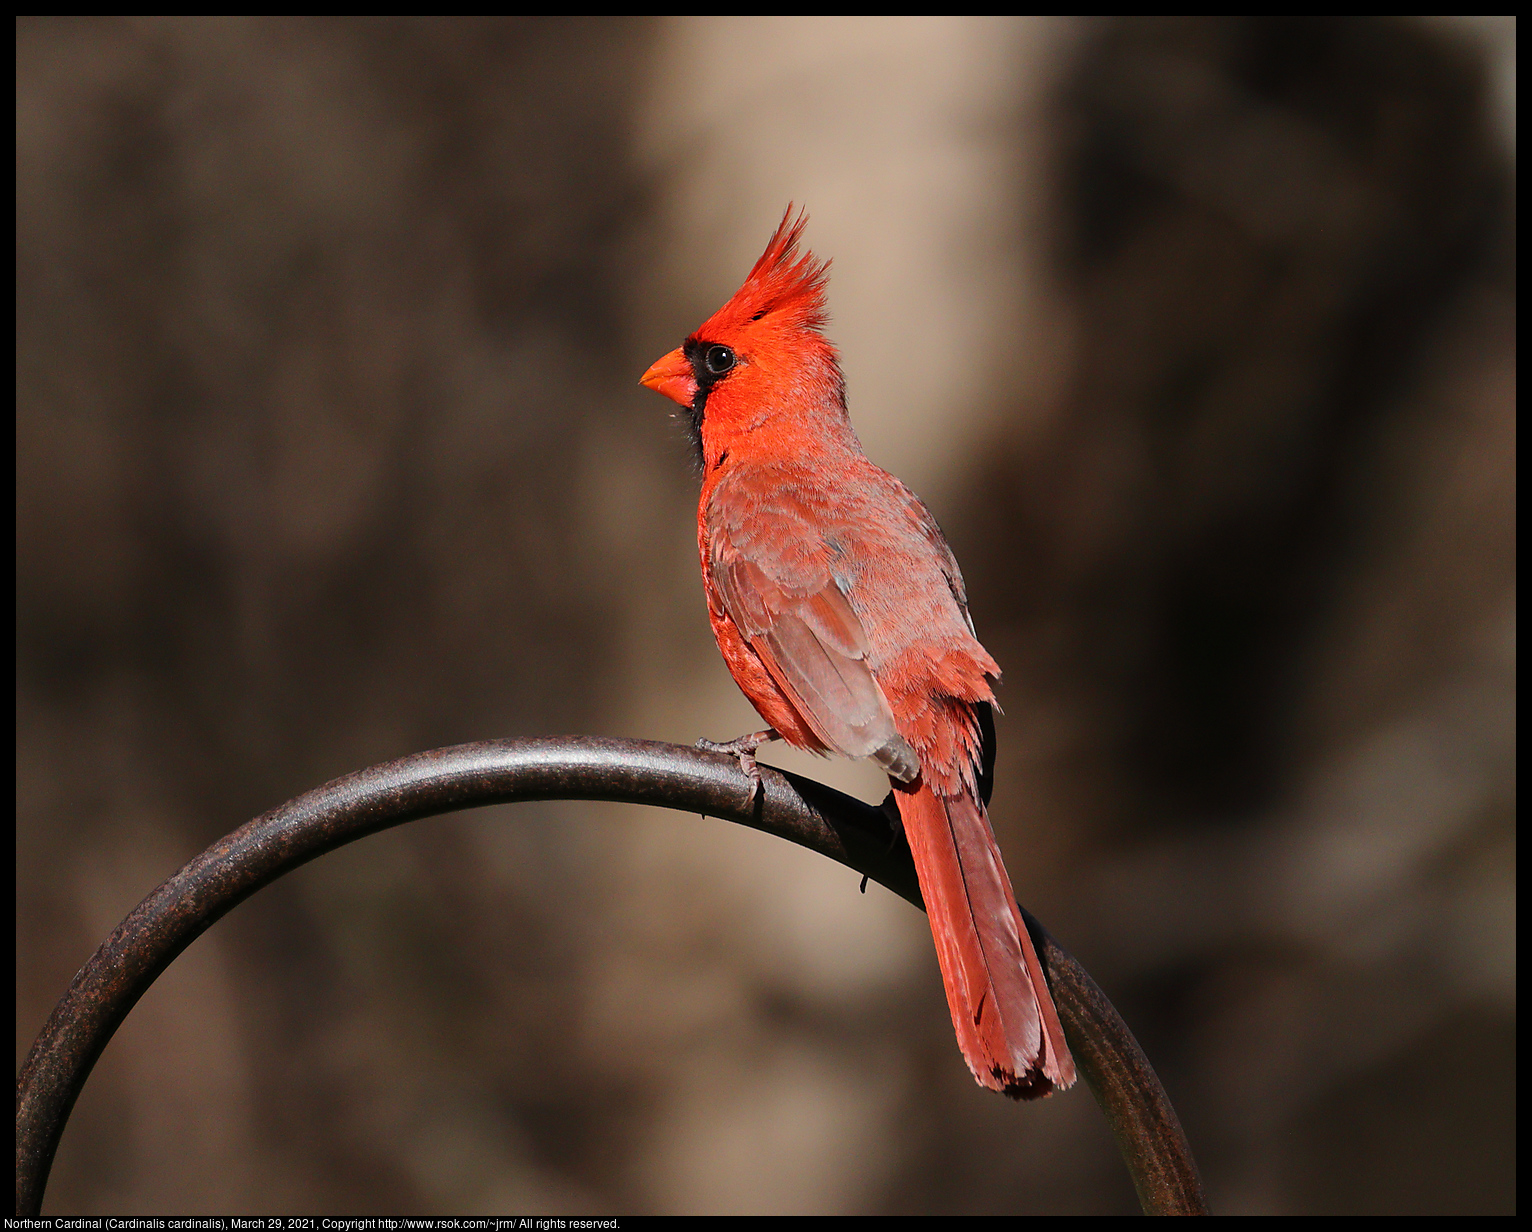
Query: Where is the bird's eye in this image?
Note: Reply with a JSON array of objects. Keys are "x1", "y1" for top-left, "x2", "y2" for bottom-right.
[{"x1": 704, "y1": 344, "x2": 735, "y2": 376}]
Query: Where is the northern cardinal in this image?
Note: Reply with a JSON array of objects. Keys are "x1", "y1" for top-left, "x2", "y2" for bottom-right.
[{"x1": 641, "y1": 207, "x2": 1074, "y2": 1098}]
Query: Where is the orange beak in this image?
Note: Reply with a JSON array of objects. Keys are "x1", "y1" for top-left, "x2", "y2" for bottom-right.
[{"x1": 639, "y1": 347, "x2": 697, "y2": 408}]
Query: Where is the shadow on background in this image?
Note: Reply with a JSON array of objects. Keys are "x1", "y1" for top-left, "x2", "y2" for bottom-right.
[{"x1": 17, "y1": 16, "x2": 1513, "y2": 1215}]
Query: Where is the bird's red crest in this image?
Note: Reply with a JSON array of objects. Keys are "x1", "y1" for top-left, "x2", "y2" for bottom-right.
[{"x1": 695, "y1": 205, "x2": 831, "y2": 339}]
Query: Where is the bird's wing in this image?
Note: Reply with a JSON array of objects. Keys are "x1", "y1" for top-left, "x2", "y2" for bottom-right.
[{"x1": 709, "y1": 486, "x2": 919, "y2": 782}]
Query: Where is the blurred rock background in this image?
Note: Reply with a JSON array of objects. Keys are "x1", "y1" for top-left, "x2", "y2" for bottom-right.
[{"x1": 17, "y1": 16, "x2": 1514, "y2": 1215}]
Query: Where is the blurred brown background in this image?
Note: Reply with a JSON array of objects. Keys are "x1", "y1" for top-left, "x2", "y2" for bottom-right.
[{"x1": 16, "y1": 16, "x2": 1514, "y2": 1215}]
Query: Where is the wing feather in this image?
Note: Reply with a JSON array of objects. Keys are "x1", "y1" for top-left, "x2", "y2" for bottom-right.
[{"x1": 713, "y1": 520, "x2": 917, "y2": 778}]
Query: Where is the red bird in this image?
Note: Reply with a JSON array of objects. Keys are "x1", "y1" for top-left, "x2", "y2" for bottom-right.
[{"x1": 641, "y1": 207, "x2": 1075, "y2": 1098}]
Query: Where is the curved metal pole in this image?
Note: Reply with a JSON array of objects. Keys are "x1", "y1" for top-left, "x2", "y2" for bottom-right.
[{"x1": 15, "y1": 736, "x2": 1206, "y2": 1216}]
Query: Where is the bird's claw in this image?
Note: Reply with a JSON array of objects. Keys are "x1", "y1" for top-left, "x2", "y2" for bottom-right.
[
  {"x1": 697, "y1": 728, "x2": 779, "y2": 807},
  {"x1": 879, "y1": 790, "x2": 907, "y2": 854}
]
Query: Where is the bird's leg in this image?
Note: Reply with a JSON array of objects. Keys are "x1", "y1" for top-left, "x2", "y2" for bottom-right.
[{"x1": 697, "y1": 728, "x2": 780, "y2": 805}]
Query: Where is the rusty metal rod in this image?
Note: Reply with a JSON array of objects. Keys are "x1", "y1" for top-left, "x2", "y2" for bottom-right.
[{"x1": 15, "y1": 736, "x2": 1206, "y2": 1215}]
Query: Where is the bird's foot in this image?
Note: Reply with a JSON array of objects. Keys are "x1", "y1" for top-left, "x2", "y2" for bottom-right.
[
  {"x1": 697, "y1": 728, "x2": 780, "y2": 806},
  {"x1": 879, "y1": 790, "x2": 907, "y2": 854}
]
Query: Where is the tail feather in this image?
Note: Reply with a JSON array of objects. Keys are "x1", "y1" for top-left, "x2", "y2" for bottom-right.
[{"x1": 898, "y1": 783, "x2": 1075, "y2": 1098}]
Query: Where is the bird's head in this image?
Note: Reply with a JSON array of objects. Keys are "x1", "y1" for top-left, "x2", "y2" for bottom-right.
[{"x1": 641, "y1": 206, "x2": 848, "y2": 469}]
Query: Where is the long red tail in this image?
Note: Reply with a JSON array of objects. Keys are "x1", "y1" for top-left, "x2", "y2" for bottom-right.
[{"x1": 897, "y1": 783, "x2": 1076, "y2": 1098}]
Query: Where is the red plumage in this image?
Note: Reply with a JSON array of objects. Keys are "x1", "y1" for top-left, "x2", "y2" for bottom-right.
[{"x1": 641, "y1": 206, "x2": 1075, "y2": 1097}]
